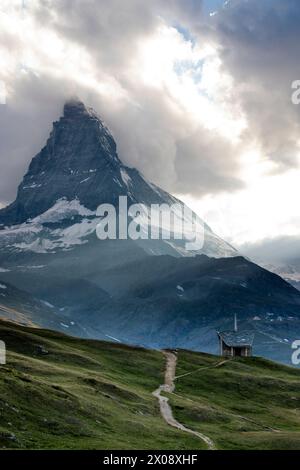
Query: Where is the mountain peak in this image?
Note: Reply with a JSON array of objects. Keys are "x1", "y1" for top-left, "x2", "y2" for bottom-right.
[
  {"x1": 0, "y1": 99, "x2": 124, "y2": 224},
  {"x1": 63, "y1": 97, "x2": 88, "y2": 118},
  {"x1": 0, "y1": 101, "x2": 237, "y2": 259}
]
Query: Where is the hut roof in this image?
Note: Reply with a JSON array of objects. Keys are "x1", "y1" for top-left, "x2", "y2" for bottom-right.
[{"x1": 217, "y1": 330, "x2": 254, "y2": 348}]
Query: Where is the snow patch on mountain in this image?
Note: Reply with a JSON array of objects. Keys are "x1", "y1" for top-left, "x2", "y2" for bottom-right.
[
  {"x1": 23, "y1": 183, "x2": 42, "y2": 190},
  {"x1": 80, "y1": 177, "x2": 91, "y2": 184},
  {"x1": 52, "y1": 218, "x2": 100, "y2": 249},
  {"x1": 0, "y1": 199, "x2": 100, "y2": 254},
  {"x1": 24, "y1": 265, "x2": 45, "y2": 270},
  {"x1": 42, "y1": 300, "x2": 55, "y2": 308},
  {"x1": 31, "y1": 198, "x2": 95, "y2": 224},
  {"x1": 13, "y1": 238, "x2": 57, "y2": 254},
  {"x1": 0, "y1": 267, "x2": 9, "y2": 273},
  {"x1": 10, "y1": 219, "x2": 101, "y2": 253},
  {"x1": 120, "y1": 168, "x2": 132, "y2": 188}
]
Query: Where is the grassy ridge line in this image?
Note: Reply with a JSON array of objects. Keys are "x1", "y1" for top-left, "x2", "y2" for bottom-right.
[{"x1": 0, "y1": 320, "x2": 204, "y2": 450}]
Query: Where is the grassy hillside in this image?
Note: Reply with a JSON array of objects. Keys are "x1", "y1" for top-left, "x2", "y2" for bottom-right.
[
  {"x1": 169, "y1": 351, "x2": 300, "y2": 450},
  {"x1": 0, "y1": 320, "x2": 299, "y2": 450},
  {"x1": 0, "y1": 320, "x2": 203, "y2": 450}
]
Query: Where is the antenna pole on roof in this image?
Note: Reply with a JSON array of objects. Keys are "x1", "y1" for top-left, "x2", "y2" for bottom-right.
[{"x1": 234, "y1": 314, "x2": 238, "y2": 332}]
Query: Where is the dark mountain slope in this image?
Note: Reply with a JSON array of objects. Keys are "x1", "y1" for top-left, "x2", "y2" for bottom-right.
[
  {"x1": 29, "y1": 254, "x2": 300, "y2": 364},
  {"x1": 0, "y1": 278, "x2": 77, "y2": 334}
]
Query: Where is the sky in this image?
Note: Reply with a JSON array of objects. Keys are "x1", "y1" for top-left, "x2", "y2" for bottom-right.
[{"x1": 0, "y1": 0, "x2": 300, "y2": 260}]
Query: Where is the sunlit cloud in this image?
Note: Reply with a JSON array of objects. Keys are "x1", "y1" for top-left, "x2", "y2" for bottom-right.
[{"x1": 180, "y1": 164, "x2": 300, "y2": 245}]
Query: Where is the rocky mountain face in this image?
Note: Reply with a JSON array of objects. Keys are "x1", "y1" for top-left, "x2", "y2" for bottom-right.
[
  {"x1": 0, "y1": 98, "x2": 237, "y2": 258},
  {"x1": 0, "y1": 99, "x2": 299, "y2": 365},
  {"x1": 0, "y1": 99, "x2": 174, "y2": 225}
]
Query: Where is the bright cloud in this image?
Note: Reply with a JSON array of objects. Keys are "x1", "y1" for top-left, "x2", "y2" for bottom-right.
[{"x1": 180, "y1": 159, "x2": 300, "y2": 246}]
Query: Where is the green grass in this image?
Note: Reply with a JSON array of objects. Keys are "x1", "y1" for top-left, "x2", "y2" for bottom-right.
[
  {"x1": 0, "y1": 321, "x2": 203, "y2": 450},
  {"x1": 168, "y1": 351, "x2": 300, "y2": 450},
  {"x1": 0, "y1": 320, "x2": 300, "y2": 450}
]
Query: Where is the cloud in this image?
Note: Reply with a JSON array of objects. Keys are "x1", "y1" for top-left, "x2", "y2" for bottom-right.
[
  {"x1": 174, "y1": 128, "x2": 242, "y2": 195},
  {"x1": 0, "y1": 0, "x2": 246, "y2": 204},
  {"x1": 0, "y1": 73, "x2": 76, "y2": 204},
  {"x1": 0, "y1": 0, "x2": 300, "y2": 214},
  {"x1": 31, "y1": 0, "x2": 205, "y2": 74},
  {"x1": 240, "y1": 235, "x2": 300, "y2": 265},
  {"x1": 207, "y1": 0, "x2": 300, "y2": 171}
]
